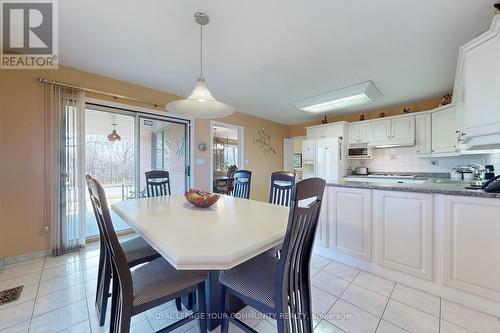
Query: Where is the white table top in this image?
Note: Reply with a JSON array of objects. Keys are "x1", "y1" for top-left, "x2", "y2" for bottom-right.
[{"x1": 111, "y1": 195, "x2": 289, "y2": 270}]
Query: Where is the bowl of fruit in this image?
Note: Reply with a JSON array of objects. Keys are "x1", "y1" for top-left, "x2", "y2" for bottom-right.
[{"x1": 184, "y1": 189, "x2": 220, "y2": 208}]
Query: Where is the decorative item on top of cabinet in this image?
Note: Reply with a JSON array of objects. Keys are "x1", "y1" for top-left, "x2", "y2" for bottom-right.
[
  {"x1": 321, "y1": 115, "x2": 328, "y2": 124},
  {"x1": 359, "y1": 114, "x2": 365, "y2": 121},
  {"x1": 379, "y1": 112, "x2": 386, "y2": 118},
  {"x1": 440, "y1": 94, "x2": 452, "y2": 106},
  {"x1": 403, "y1": 107, "x2": 411, "y2": 113},
  {"x1": 253, "y1": 128, "x2": 276, "y2": 154},
  {"x1": 374, "y1": 191, "x2": 433, "y2": 280},
  {"x1": 441, "y1": 195, "x2": 500, "y2": 301}
]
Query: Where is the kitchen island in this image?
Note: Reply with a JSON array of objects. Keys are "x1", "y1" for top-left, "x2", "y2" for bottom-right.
[{"x1": 313, "y1": 179, "x2": 500, "y2": 317}]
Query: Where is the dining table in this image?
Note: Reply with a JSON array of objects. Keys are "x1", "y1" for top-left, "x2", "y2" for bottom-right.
[{"x1": 111, "y1": 194, "x2": 289, "y2": 330}]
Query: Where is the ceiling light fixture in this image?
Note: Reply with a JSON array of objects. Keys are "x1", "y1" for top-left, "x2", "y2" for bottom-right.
[
  {"x1": 107, "y1": 123, "x2": 121, "y2": 142},
  {"x1": 166, "y1": 12, "x2": 235, "y2": 119},
  {"x1": 293, "y1": 81, "x2": 382, "y2": 113}
]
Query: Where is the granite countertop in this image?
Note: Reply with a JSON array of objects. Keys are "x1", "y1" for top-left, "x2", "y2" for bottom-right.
[{"x1": 328, "y1": 177, "x2": 500, "y2": 199}]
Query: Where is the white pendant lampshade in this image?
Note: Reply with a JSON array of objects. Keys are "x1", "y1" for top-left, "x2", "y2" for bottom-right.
[
  {"x1": 166, "y1": 79, "x2": 235, "y2": 119},
  {"x1": 166, "y1": 12, "x2": 235, "y2": 119}
]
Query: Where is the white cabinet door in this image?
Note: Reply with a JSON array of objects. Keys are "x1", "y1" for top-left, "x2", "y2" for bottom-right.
[
  {"x1": 391, "y1": 116, "x2": 415, "y2": 140},
  {"x1": 315, "y1": 186, "x2": 332, "y2": 248},
  {"x1": 331, "y1": 187, "x2": 371, "y2": 260},
  {"x1": 442, "y1": 195, "x2": 500, "y2": 301},
  {"x1": 370, "y1": 119, "x2": 391, "y2": 141},
  {"x1": 348, "y1": 123, "x2": 360, "y2": 144},
  {"x1": 359, "y1": 122, "x2": 371, "y2": 143},
  {"x1": 415, "y1": 114, "x2": 432, "y2": 154},
  {"x1": 431, "y1": 106, "x2": 458, "y2": 153},
  {"x1": 374, "y1": 191, "x2": 433, "y2": 280},
  {"x1": 302, "y1": 140, "x2": 315, "y2": 161},
  {"x1": 306, "y1": 127, "x2": 324, "y2": 139},
  {"x1": 323, "y1": 124, "x2": 344, "y2": 138}
]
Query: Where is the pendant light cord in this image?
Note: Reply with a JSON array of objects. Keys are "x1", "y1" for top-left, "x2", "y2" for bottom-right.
[{"x1": 200, "y1": 24, "x2": 203, "y2": 79}]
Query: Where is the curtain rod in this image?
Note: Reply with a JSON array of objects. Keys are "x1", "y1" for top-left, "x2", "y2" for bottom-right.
[{"x1": 38, "y1": 77, "x2": 164, "y2": 108}]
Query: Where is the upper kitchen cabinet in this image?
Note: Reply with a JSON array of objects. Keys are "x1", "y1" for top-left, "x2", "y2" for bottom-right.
[
  {"x1": 306, "y1": 122, "x2": 347, "y2": 139},
  {"x1": 415, "y1": 113, "x2": 432, "y2": 154},
  {"x1": 453, "y1": 15, "x2": 500, "y2": 149},
  {"x1": 348, "y1": 122, "x2": 371, "y2": 144},
  {"x1": 369, "y1": 115, "x2": 415, "y2": 147},
  {"x1": 431, "y1": 105, "x2": 458, "y2": 154}
]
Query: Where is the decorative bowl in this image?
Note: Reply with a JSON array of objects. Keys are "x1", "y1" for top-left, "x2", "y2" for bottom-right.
[{"x1": 184, "y1": 189, "x2": 220, "y2": 208}]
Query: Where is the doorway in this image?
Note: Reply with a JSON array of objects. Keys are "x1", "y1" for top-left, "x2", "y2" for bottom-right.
[
  {"x1": 84, "y1": 104, "x2": 191, "y2": 238},
  {"x1": 210, "y1": 121, "x2": 244, "y2": 192}
]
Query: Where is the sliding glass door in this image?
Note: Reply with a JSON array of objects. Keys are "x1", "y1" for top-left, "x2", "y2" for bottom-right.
[{"x1": 84, "y1": 104, "x2": 191, "y2": 238}]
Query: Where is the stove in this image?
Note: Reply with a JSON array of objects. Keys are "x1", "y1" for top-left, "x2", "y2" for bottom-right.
[{"x1": 366, "y1": 174, "x2": 416, "y2": 179}]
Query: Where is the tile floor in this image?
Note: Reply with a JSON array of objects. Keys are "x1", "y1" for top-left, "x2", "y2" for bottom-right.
[{"x1": 1, "y1": 241, "x2": 499, "y2": 333}]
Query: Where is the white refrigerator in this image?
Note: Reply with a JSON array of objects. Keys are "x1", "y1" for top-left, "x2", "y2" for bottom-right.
[{"x1": 314, "y1": 137, "x2": 344, "y2": 183}]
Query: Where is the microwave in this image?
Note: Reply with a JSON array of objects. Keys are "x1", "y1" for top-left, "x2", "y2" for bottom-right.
[{"x1": 347, "y1": 144, "x2": 372, "y2": 159}]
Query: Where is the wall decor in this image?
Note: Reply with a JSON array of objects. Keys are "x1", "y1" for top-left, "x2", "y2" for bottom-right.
[
  {"x1": 253, "y1": 128, "x2": 276, "y2": 154},
  {"x1": 198, "y1": 141, "x2": 207, "y2": 151},
  {"x1": 441, "y1": 94, "x2": 452, "y2": 105}
]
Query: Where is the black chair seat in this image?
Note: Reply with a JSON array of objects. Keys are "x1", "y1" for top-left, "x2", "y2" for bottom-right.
[
  {"x1": 219, "y1": 251, "x2": 278, "y2": 309},
  {"x1": 132, "y1": 257, "x2": 206, "y2": 307},
  {"x1": 122, "y1": 236, "x2": 160, "y2": 266}
]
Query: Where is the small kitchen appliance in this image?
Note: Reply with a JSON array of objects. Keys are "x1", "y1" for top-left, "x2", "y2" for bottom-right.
[{"x1": 354, "y1": 167, "x2": 369, "y2": 175}]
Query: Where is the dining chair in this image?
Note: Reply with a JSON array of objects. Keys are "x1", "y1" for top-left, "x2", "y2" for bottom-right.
[
  {"x1": 145, "y1": 170, "x2": 171, "y2": 197},
  {"x1": 219, "y1": 177, "x2": 326, "y2": 333},
  {"x1": 232, "y1": 170, "x2": 252, "y2": 199},
  {"x1": 269, "y1": 171, "x2": 296, "y2": 206},
  {"x1": 86, "y1": 175, "x2": 208, "y2": 333},
  {"x1": 214, "y1": 165, "x2": 238, "y2": 194},
  {"x1": 86, "y1": 176, "x2": 161, "y2": 327},
  {"x1": 145, "y1": 170, "x2": 188, "y2": 311}
]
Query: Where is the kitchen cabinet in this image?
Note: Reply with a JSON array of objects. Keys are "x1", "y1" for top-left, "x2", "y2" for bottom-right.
[
  {"x1": 373, "y1": 191, "x2": 433, "y2": 280},
  {"x1": 315, "y1": 187, "x2": 332, "y2": 248},
  {"x1": 306, "y1": 122, "x2": 346, "y2": 139},
  {"x1": 348, "y1": 122, "x2": 371, "y2": 144},
  {"x1": 453, "y1": 15, "x2": 500, "y2": 148},
  {"x1": 330, "y1": 187, "x2": 371, "y2": 260},
  {"x1": 306, "y1": 126, "x2": 324, "y2": 139},
  {"x1": 431, "y1": 105, "x2": 458, "y2": 153},
  {"x1": 391, "y1": 116, "x2": 415, "y2": 140},
  {"x1": 415, "y1": 113, "x2": 432, "y2": 154},
  {"x1": 302, "y1": 140, "x2": 315, "y2": 161},
  {"x1": 441, "y1": 195, "x2": 500, "y2": 301},
  {"x1": 370, "y1": 119, "x2": 391, "y2": 141}
]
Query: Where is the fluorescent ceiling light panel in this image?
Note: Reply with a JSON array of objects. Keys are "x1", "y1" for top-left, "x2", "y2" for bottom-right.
[{"x1": 294, "y1": 81, "x2": 382, "y2": 113}]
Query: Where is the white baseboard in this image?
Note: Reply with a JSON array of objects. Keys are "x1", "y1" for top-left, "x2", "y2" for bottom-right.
[{"x1": 3, "y1": 250, "x2": 51, "y2": 266}]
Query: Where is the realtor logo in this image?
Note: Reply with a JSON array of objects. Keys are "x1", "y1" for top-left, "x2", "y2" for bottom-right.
[{"x1": 1, "y1": 0, "x2": 58, "y2": 69}]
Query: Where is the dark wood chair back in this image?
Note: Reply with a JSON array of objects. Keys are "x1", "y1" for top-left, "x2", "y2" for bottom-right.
[
  {"x1": 145, "y1": 170, "x2": 171, "y2": 197},
  {"x1": 275, "y1": 177, "x2": 326, "y2": 332},
  {"x1": 86, "y1": 175, "x2": 133, "y2": 313},
  {"x1": 226, "y1": 165, "x2": 238, "y2": 194},
  {"x1": 232, "y1": 170, "x2": 252, "y2": 199},
  {"x1": 269, "y1": 171, "x2": 295, "y2": 206}
]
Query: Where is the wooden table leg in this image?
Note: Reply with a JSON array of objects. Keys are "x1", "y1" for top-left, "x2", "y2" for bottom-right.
[{"x1": 205, "y1": 271, "x2": 245, "y2": 331}]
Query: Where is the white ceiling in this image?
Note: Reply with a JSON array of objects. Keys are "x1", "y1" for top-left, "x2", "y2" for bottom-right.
[{"x1": 59, "y1": 0, "x2": 496, "y2": 125}]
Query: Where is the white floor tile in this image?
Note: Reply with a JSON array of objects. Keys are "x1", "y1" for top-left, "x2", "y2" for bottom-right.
[
  {"x1": 310, "y1": 267, "x2": 320, "y2": 277},
  {"x1": 40, "y1": 261, "x2": 81, "y2": 282},
  {"x1": 82, "y1": 266, "x2": 98, "y2": 282},
  {"x1": 0, "y1": 272, "x2": 41, "y2": 291},
  {"x1": 87, "y1": 297, "x2": 111, "y2": 333},
  {"x1": 311, "y1": 255, "x2": 331, "y2": 270},
  {"x1": 254, "y1": 320, "x2": 276, "y2": 333},
  {"x1": 376, "y1": 320, "x2": 409, "y2": 333},
  {"x1": 84, "y1": 278, "x2": 98, "y2": 298},
  {"x1": 440, "y1": 320, "x2": 475, "y2": 333},
  {"x1": 311, "y1": 286, "x2": 338, "y2": 321},
  {"x1": 390, "y1": 283, "x2": 440, "y2": 317},
  {"x1": 311, "y1": 272, "x2": 349, "y2": 297},
  {"x1": 0, "y1": 285, "x2": 38, "y2": 311},
  {"x1": 352, "y1": 272, "x2": 395, "y2": 297},
  {"x1": 327, "y1": 299, "x2": 379, "y2": 333},
  {"x1": 236, "y1": 306, "x2": 264, "y2": 328},
  {"x1": 33, "y1": 283, "x2": 86, "y2": 317},
  {"x1": 0, "y1": 320, "x2": 30, "y2": 333},
  {"x1": 80, "y1": 256, "x2": 100, "y2": 271},
  {"x1": 29, "y1": 299, "x2": 88, "y2": 333},
  {"x1": 382, "y1": 300, "x2": 439, "y2": 333},
  {"x1": 314, "y1": 320, "x2": 345, "y2": 333},
  {"x1": 58, "y1": 320, "x2": 91, "y2": 333},
  {"x1": 130, "y1": 320, "x2": 154, "y2": 333},
  {"x1": 323, "y1": 262, "x2": 360, "y2": 282},
  {"x1": 440, "y1": 299, "x2": 500, "y2": 333},
  {"x1": 147, "y1": 303, "x2": 192, "y2": 332},
  {"x1": 43, "y1": 253, "x2": 81, "y2": 269},
  {"x1": 341, "y1": 284, "x2": 388, "y2": 317},
  {"x1": 0, "y1": 261, "x2": 44, "y2": 282},
  {"x1": 37, "y1": 271, "x2": 83, "y2": 297},
  {"x1": 0, "y1": 300, "x2": 34, "y2": 331}
]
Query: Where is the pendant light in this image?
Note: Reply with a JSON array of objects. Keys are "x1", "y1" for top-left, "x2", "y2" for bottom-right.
[
  {"x1": 107, "y1": 123, "x2": 121, "y2": 142},
  {"x1": 166, "y1": 12, "x2": 235, "y2": 119}
]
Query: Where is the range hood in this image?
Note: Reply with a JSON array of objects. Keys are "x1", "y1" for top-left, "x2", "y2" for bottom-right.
[
  {"x1": 461, "y1": 133, "x2": 500, "y2": 150},
  {"x1": 368, "y1": 138, "x2": 415, "y2": 149}
]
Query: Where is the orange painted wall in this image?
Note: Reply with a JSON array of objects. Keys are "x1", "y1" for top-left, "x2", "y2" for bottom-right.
[
  {"x1": 288, "y1": 97, "x2": 444, "y2": 137},
  {"x1": 0, "y1": 66, "x2": 288, "y2": 258}
]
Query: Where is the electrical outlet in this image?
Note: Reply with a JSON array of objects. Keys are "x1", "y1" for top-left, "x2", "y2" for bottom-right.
[{"x1": 431, "y1": 160, "x2": 438, "y2": 166}]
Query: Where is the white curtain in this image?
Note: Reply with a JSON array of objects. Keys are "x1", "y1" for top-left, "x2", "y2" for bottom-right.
[{"x1": 44, "y1": 84, "x2": 86, "y2": 255}]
